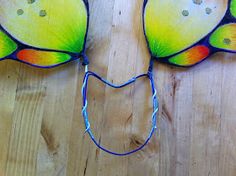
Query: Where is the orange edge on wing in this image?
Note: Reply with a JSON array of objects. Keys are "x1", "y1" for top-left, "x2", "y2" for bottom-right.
[{"x1": 168, "y1": 45, "x2": 210, "y2": 66}]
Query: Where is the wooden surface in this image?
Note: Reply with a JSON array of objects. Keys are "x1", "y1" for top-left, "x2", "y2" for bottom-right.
[{"x1": 1, "y1": 0, "x2": 236, "y2": 176}]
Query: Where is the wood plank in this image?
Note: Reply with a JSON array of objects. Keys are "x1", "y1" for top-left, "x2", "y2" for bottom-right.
[{"x1": 0, "y1": 61, "x2": 19, "y2": 176}]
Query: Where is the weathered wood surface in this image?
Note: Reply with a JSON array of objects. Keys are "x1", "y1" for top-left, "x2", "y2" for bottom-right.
[{"x1": 0, "y1": 0, "x2": 236, "y2": 176}]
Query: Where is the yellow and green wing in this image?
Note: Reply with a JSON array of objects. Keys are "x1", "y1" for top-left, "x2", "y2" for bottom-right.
[
  {"x1": 210, "y1": 23, "x2": 236, "y2": 52},
  {"x1": 0, "y1": 0, "x2": 88, "y2": 54},
  {"x1": 0, "y1": 29, "x2": 17, "y2": 59},
  {"x1": 0, "y1": 0, "x2": 88, "y2": 67},
  {"x1": 231, "y1": 0, "x2": 236, "y2": 17},
  {"x1": 144, "y1": 0, "x2": 227, "y2": 58},
  {"x1": 143, "y1": 0, "x2": 236, "y2": 67}
]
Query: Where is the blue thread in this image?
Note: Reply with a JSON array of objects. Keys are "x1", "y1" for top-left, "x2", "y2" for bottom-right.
[{"x1": 81, "y1": 59, "x2": 159, "y2": 156}]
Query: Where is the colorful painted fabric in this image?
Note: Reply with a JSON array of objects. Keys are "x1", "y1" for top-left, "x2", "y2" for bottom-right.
[
  {"x1": 143, "y1": 0, "x2": 236, "y2": 66},
  {"x1": 1, "y1": 1, "x2": 235, "y2": 67},
  {"x1": 0, "y1": 0, "x2": 88, "y2": 67}
]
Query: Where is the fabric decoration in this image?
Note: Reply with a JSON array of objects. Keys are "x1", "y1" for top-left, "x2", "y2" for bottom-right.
[
  {"x1": 0, "y1": 0, "x2": 88, "y2": 67},
  {"x1": 143, "y1": 0, "x2": 236, "y2": 66}
]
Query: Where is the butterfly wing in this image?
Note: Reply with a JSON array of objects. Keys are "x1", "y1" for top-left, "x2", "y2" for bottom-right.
[
  {"x1": 157, "y1": 22, "x2": 236, "y2": 67},
  {"x1": 0, "y1": 0, "x2": 88, "y2": 54},
  {"x1": 0, "y1": 29, "x2": 17, "y2": 59},
  {"x1": 143, "y1": 0, "x2": 228, "y2": 58},
  {"x1": 154, "y1": 21, "x2": 236, "y2": 67},
  {"x1": 16, "y1": 49, "x2": 72, "y2": 68},
  {"x1": 209, "y1": 23, "x2": 236, "y2": 52},
  {"x1": 167, "y1": 45, "x2": 211, "y2": 67},
  {"x1": 231, "y1": 0, "x2": 236, "y2": 17}
]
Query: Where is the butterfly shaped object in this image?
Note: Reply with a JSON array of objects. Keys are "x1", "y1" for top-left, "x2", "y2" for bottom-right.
[
  {"x1": 0, "y1": 0, "x2": 235, "y2": 68},
  {"x1": 143, "y1": 0, "x2": 236, "y2": 67},
  {"x1": 0, "y1": 0, "x2": 88, "y2": 68}
]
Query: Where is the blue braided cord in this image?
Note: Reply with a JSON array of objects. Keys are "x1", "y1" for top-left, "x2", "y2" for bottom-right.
[{"x1": 81, "y1": 69, "x2": 159, "y2": 156}]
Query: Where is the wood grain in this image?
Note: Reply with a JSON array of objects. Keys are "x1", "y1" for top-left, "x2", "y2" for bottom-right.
[{"x1": 0, "y1": 0, "x2": 236, "y2": 176}]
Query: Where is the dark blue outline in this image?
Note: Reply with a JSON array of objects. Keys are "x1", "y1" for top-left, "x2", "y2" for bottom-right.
[
  {"x1": 142, "y1": 0, "x2": 236, "y2": 67},
  {"x1": 0, "y1": 0, "x2": 89, "y2": 68}
]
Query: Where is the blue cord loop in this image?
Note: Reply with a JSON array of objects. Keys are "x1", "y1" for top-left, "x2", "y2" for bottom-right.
[{"x1": 81, "y1": 58, "x2": 159, "y2": 156}]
